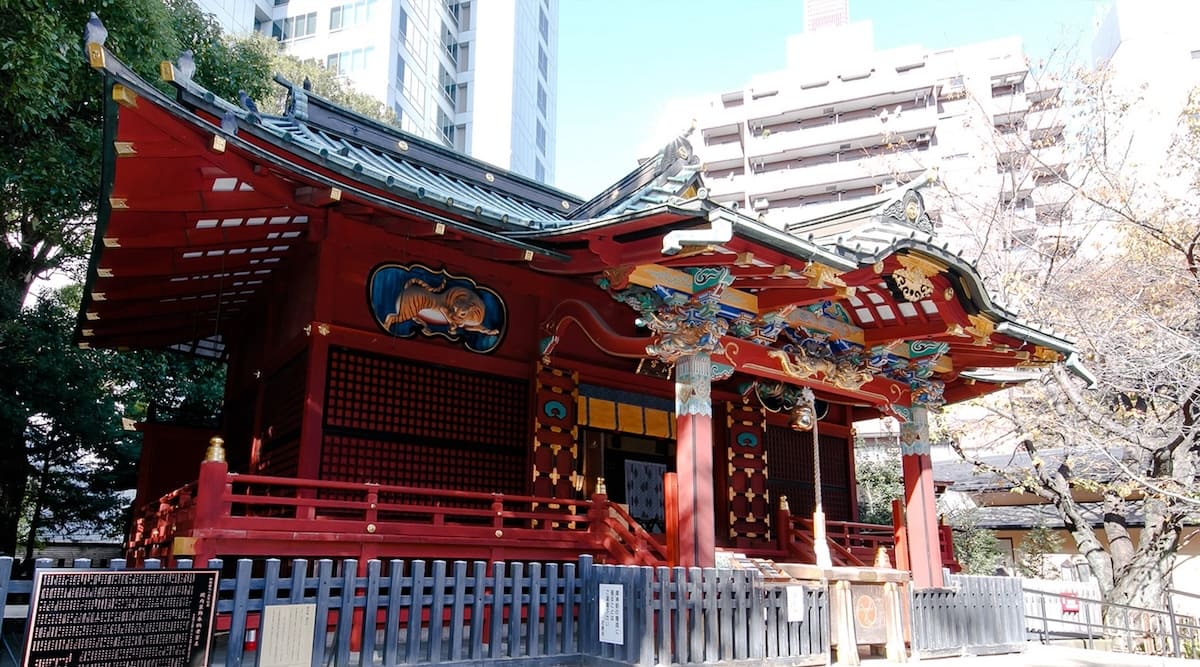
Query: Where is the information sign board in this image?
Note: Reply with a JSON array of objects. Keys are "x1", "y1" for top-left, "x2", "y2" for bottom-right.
[
  {"x1": 598, "y1": 583, "x2": 624, "y2": 644},
  {"x1": 22, "y1": 569, "x2": 219, "y2": 667}
]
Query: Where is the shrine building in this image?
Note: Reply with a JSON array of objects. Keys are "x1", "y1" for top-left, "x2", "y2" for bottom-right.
[{"x1": 77, "y1": 40, "x2": 1090, "y2": 589}]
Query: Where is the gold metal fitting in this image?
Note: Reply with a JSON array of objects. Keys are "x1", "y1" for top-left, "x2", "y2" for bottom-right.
[{"x1": 204, "y1": 436, "x2": 226, "y2": 463}]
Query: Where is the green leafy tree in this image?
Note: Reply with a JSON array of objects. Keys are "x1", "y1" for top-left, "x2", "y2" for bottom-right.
[
  {"x1": 264, "y1": 51, "x2": 398, "y2": 124},
  {"x1": 855, "y1": 456, "x2": 902, "y2": 525},
  {"x1": 945, "y1": 508, "x2": 1004, "y2": 575},
  {"x1": 0, "y1": 0, "x2": 267, "y2": 554},
  {"x1": 1015, "y1": 523, "x2": 1065, "y2": 579}
]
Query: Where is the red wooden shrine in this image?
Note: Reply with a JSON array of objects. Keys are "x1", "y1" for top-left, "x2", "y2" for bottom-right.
[{"x1": 77, "y1": 42, "x2": 1089, "y2": 587}]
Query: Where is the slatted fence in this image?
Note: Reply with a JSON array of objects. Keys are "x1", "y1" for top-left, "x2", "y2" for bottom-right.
[
  {"x1": 0, "y1": 555, "x2": 829, "y2": 667},
  {"x1": 909, "y1": 573, "x2": 1026, "y2": 658},
  {"x1": 589, "y1": 564, "x2": 828, "y2": 666}
]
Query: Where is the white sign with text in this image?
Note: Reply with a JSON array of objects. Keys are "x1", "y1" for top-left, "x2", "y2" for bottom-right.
[{"x1": 598, "y1": 583, "x2": 624, "y2": 644}]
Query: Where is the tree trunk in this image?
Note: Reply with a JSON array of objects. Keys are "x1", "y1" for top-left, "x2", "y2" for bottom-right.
[
  {"x1": 0, "y1": 280, "x2": 31, "y2": 556},
  {"x1": 0, "y1": 420, "x2": 28, "y2": 556},
  {"x1": 1102, "y1": 495, "x2": 1179, "y2": 652},
  {"x1": 22, "y1": 455, "x2": 52, "y2": 563}
]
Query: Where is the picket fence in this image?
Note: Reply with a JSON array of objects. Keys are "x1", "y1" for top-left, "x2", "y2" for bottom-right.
[
  {"x1": 0, "y1": 555, "x2": 828, "y2": 667},
  {"x1": 909, "y1": 572, "x2": 1027, "y2": 658}
]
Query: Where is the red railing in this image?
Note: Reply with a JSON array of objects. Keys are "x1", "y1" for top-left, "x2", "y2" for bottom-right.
[{"x1": 126, "y1": 460, "x2": 668, "y2": 568}]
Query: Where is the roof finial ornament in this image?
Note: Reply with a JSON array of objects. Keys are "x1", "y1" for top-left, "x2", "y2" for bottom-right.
[{"x1": 302, "y1": 76, "x2": 312, "y2": 92}]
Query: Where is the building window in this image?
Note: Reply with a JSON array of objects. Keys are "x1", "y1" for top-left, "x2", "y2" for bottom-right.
[
  {"x1": 535, "y1": 159, "x2": 545, "y2": 182},
  {"x1": 537, "y1": 83, "x2": 547, "y2": 115},
  {"x1": 538, "y1": 47, "x2": 548, "y2": 79},
  {"x1": 327, "y1": 47, "x2": 374, "y2": 76},
  {"x1": 395, "y1": 54, "x2": 406, "y2": 92},
  {"x1": 538, "y1": 7, "x2": 549, "y2": 42},
  {"x1": 438, "y1": 108, "x2": 455, "y2": 146},
  {"x1": 331, "y1": 1, "x2": 377, "y2": 31},
  {"x1": 272, "y1": 12, "x2": 317, "y2": 41},
  {"x1": 536, "y1": 122, "x2": 546, "y2": 153}
]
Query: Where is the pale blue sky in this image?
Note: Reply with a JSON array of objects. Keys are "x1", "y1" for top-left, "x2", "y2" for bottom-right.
[{"x1": 554, "y1": 0, "x2": 1107, "y2": 197}]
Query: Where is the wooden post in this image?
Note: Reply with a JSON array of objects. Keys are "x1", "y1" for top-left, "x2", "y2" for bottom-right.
[
  {"x1": 775, "y1": 496, "x2": 792, "y2": 557},
  {"x1": 588, "y1": 488, "x2": 609, "y2": 559},
  {"x1": 675, "y1": 353, "x2": 715, "y2": 568},
  {"x1": 189, "y1": 437, "x2": 229, "y2": 564},
  {"x1": 664, "y1": 472, "x2": 680, "y2": 567},
  {"x1": 890, "y1": 499, "x2": 909, "y2": 573},
  {"x1": 900, "y1": 406, "x2": 943, "y2": 588}
]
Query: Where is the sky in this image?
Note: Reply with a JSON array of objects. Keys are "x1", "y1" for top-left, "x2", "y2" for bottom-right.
[{"x1": 554, "y1": 0, "x2": 1108, "y2": 198}]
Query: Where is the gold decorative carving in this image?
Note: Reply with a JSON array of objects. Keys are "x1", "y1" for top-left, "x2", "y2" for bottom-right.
[
  {"x1": 966, "y1": 314, "x2": 995, "y2": 346},
  {"x1": 1032, "y1": 346, "x2": 1063, "y2": 363},
  {"x1": 768, "y1": 349, "x2": 872, "y2": 390},
  {"x1": 803, "y1": 262, "x2": 846, "y2": 289},
  {"x1": 891, "y1": 255, "x2": 942, "y2": 302}
]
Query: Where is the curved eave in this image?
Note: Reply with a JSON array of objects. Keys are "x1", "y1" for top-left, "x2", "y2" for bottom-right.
[
  {"x1": 96, "y1": 50, "x2": 568, "y2": 260},
  {"x1": 852, "y1": 234, "x2": 1076, "y2": 345}
]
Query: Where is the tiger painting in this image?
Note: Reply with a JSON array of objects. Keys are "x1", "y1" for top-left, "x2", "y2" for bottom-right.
[{"x1": 382, "y1": 278, "x2": 499, "y2": 336}]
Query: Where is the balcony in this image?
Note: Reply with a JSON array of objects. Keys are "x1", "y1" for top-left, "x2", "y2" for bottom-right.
[
  {"x1": 744, "y1": 152, "x2": 902, "y2": 199},
  {"x1": 698, "y1": 139, "x2": 745, "y2": 170},
  {"x1": 746, "y1": 106, "x2": 937, "y2": 162},
  {"x1": 1026, "y1": 106, "x2": 1065, "y2": 134}
]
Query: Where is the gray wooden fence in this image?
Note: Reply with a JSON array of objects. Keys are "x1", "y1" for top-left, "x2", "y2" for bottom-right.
[
  {"x1": 0, "y1": 555, "x2": 829, "y2": 667},
  {"x1": 589, "y1": 564, "x2": 828, "y2": 666},
  {"x1": 909, "y1": 573, "x2": 1026, "y2": 658}
]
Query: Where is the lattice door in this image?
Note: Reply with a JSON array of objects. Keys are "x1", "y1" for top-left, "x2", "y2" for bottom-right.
[{"x1": 321, "y1": 347, "x2": 528, "y2": 495}]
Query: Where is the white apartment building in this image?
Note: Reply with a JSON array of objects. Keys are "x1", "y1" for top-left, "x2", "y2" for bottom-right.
[
  {"x1": 1091, "y1": 0, "x2": 1200, "y2": 175},
  {"x1": 192, "y1": 0, "x2": 273, "y2": 36},
  {"x1": 691, "y1": 20, "x2": 1069, "y2": 257},
  {"x1": 196, "y1": 0, "x2": 558, "y2": 184}
]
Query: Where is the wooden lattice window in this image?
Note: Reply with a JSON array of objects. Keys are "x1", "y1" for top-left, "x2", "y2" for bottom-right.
[
  {"x1": 320, "y1": 347, "x2": 528, "y2": 494},
  {"x1": 764, "y1": 425, "x2": 852, "y2": 521}
]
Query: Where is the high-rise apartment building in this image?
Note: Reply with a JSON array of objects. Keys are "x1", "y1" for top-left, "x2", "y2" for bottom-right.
[
  {"x1": 195, "y1": 0, "x2": 558, "y2": 184},
  {"x1": 690, "y1": 20, "x2": 1068, "y2": 255}
]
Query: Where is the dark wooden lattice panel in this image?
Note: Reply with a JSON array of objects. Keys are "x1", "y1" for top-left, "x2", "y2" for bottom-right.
[
  {"x1": 321, "y1": 434, "x2": 524, "y2": 496},
  {"x1": 764, "y1": 425, "x2": 853, "y2": 522},
  {"x1": 320, "y1": 347, "x2": 529, "y2": 494},
  {"x1": 254, "y1": 353, "x2": 307, "y2": 477},
  {"x1": 324, "y1": 347, "x2": 527, "y2": 446},
  {"x1": 258, "y1": 437, "x2": 299, "y2": 478},
  {"x1": 726, "y1": 401, "x2": 771, "y2": 542}
]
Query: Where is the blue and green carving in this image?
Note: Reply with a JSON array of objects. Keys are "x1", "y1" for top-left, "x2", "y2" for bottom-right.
[
  {"x1": 543, "y1": 399, "x2": 568, "y2": 420},
  {"x1": 735, "y1": 431, "x2": 760, "y2": 449},
  {"x1": 687, "y1": 266, "x2": 735, "y2": 292}
]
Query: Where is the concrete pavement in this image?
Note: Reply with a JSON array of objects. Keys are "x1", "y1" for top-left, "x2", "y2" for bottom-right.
[{"x1": 877, "y1": 642, "x2": 1197, "y2": 666}]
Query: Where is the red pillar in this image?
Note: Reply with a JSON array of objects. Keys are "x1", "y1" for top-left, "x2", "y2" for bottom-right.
[
  {"x1": 901, "y1": 406, "x2": 943, "y2": 588},
  {"x1": 675, "y1": 353, "x2": 714, "y2": 568}
]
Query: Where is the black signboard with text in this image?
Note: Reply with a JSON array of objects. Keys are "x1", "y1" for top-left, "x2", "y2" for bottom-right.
[{"x1": 22, "y1": 569, "x2": 219, "y2": 667}]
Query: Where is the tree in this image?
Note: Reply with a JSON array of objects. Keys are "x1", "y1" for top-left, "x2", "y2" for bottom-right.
[
  {"x1": 855, "y1": 455, "x2": 902, "y2": 525},
  {"x1": 264, "y1": 51, "x2": 399, "y2": 125},
  {"x1": 910, "y1": 57, "x2": 1200, "y2": 614},
  {"x1": 1015, "y1": 524, "x2": 1064, "y2": 580},
  {"x1": 944, "y1": 508, "x2": 1004, "y2": 575},
  {"x1": 0, "y1": 0, "x2": 269, "y2": 554}
]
